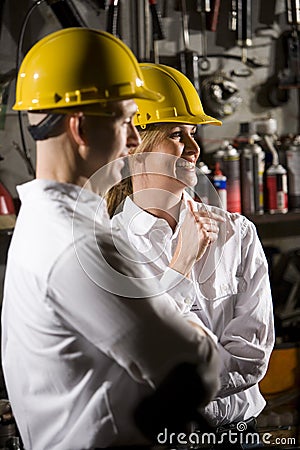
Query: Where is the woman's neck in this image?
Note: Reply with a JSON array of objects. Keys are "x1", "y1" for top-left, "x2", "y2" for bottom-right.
[
  {"x1": 132, "y1": 187, "x2": 183, "y2": 232},
  {"x1": 148, "y1": 205, "x2": 181, "y2": 232}
]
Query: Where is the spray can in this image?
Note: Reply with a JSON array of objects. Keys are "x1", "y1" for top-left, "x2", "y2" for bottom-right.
[
  {"x1": 222, "y1": 141, "x2": 241, "y2": 213},
  {"x1": 212, "y1": 162, "x2": 227, "y2": 210},
  {"x1": 262, "y1": 130, "x2": 288, "y2": 214},
  {"x1": 252, "y1": 141, "x2": 265, "y2": 214},
  {"x1": 240, "y1": 141, "x2": 255, "y2": 215},
  {"x1": 266, "y1": 164, "x2": 288, "y2": 214},
  {"x1": 286, "y1": 135, "x2": 300, "y2": 211},
  {"x1": 213, "y1": 148, "x2": 225, "y2": 170},
  {"x1": 236, "y1": 121, "x2": 265, "y2": 215}
]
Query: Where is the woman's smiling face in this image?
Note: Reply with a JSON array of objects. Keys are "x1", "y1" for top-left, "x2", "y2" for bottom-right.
[
  {"x1": 150, "y1": 123, "x2": 200, "y2": 189},
  {"x1": 128, "y1": 123, "x2": 201, "y2": 208}
]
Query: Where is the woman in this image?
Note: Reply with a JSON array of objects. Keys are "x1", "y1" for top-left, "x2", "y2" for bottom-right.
[{"x1": 107, "y1": 63, "x2": 274, "y2": 441}]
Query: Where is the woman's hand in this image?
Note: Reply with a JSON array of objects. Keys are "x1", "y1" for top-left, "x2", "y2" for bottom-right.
[{"x1": 170, "y1": 201, "x2": 225, "y2": 277}]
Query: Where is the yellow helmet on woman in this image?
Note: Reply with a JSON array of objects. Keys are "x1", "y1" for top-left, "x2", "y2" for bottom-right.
[
  {"x1": 134, "y1": 63, "x2": 222, "y2": 127},
  {"x1": 13, "y1": 28, "x2": 161, "y2": 113}
]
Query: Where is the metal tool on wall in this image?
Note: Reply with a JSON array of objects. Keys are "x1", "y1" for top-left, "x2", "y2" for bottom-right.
[
  {"x1": 178, "y1": 0, "x2": 201, "y2": 92},
  {"x1": 0, "y1": 155, "x2": 16, "y2": 231},
  {"x1": 201, "y1": 70, "x2": 242, "y2": 119},
  {"x1": 48, "y1": 0, "x2": 87, "y2": 27},
  {"x1": 0, "y1": 69, "x2": 16, "y2": 131},
  {"x1": 106, "y1": 0, "x2": 121, "y2": 38},
  {"x1": 277, "y1": 0, "x2": 300, "y2": 88},
  {"x1": 148, "y1": 0, "x2": 165, "y2": 63},
  {"x1": 0, "y1": 0, "x2": 6, "y2": 38},
  {"x1": 229, "y1": 0, "x2": 253, "y2": 63},
  {"x1": 196, "y1": 0, "x2": 211, "y2": 71},
  {"x1": 206, "y1": 0, "x2": 220, "y2": 32}
]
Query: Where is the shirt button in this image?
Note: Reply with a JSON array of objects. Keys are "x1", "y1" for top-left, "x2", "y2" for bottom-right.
[
  {"x1": 184, "y1": 297, "x2": 193, "y2": 306},
  {"x1": 221, "y1": 283, "x2": 229, "y2": 293}
]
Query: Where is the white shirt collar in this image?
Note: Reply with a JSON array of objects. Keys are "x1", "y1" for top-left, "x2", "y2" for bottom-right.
[
  {"x1": 17, "y1": 179, "x2": 110, "y2": 223},
  {"x1": 121, "y1": 191, "x2": 194, "y2": 237},
  {"x1": 121, "y1": 195, "x2": 166, "y2": 236}
]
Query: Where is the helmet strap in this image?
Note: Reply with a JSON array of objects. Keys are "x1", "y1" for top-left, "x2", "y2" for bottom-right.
[{"x1": 27, "y1": 114, "x2": 65, "y2": 141}]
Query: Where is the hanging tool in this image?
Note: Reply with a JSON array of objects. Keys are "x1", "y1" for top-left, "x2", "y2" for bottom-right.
[
  {"x1": 230, "y1": 0, "x2": 253, "y2": 63},
  {"x1": 0, "y1": 69, "x2": 16, "y2": 91},
  {"x1": 237, "y1": 0, "x2": 253, "y2": 63},
  {"x1": 286, "y1": 0, "x2": 300, "y2": 24},
  {"x1": 0, "y1": 155, "x2": 16, "y2": 231},
  {"x1": 106, "y1": 0, "x2": 121, "y2": 38},
  {"x1": 278, "y1": 30, "x2": 300, "y2": 87},
  {"x1": 162, "y1": 0, "x2": 169, "y2": 18},
  {"x1": 196, "y1": 0, "x2": 211, "y2": 71},
  {"x1": 229, "y1": 0, "x2": 237, "y2": 32},
  {"x1": 48, "y1": 0, "x2": 87, "y2": 27},
  {"x1": 148, "y1": 0, "x2": 165, "y2": 63},
  {"x1": 201, "y1": 70, "x2": 242, "y2": 118},
  {"x1": 0, "y1": 69, "x2": 16, "y2": 131},
  {"x1": 178, "y1": 0, "x2": 200, "y2": 92},
  {"x1": 278, "y1": 0, "x2": 300, "y2": 88},
  {"x1": 149, "y1": 0, "x2": 165, "y2": 40},
  {"x1": 0, "y1": 0, "x2": 6, "y2": 38},
  {"x1": 206, "y1": 0, "x2": 221, "y2": 32}
]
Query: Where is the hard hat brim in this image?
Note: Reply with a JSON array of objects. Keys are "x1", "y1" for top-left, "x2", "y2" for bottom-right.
[
  {"x1": 12, "y1": 87, "x2": 163, "y2": 112},
  {"x1": 134, "y1": 113, "x2": 222, "y2": 127}
]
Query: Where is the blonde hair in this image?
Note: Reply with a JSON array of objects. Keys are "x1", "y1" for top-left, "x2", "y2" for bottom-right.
[{"x1": 106, "y1": 124, "x2": 173, "y2": 217}]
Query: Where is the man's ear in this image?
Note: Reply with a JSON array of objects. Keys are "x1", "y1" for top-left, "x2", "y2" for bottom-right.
[{"x1": 69, "y1": 114, "x2": 86, "y2": 146}]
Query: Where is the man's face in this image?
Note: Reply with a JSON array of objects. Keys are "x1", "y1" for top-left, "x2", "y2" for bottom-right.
[{"x1": 81, "y1": 100, "x2": 141, "y2": 186}]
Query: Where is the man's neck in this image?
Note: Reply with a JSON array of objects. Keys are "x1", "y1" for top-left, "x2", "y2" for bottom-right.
[{"x1": 35, "y1": 139, "x2": 87, "y2": 187}]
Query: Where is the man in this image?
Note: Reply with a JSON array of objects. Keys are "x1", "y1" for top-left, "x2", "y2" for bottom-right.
[{"x1": 1, "y1": 28, "x2": 219, "y2": 450}]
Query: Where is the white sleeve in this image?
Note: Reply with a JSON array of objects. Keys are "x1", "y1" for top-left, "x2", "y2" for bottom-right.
[
  {"x1": 159, "y1": 268, "x2": 218, "y2": 346},
  {"x1": 48, "y1": 230, "x2": 220, "y2": 391},
  {"x1": 160, "y1": 268, "x2": 197, "y2": 312},
  {"x1": 216, "y1": 220, "x2": 275, "y2": 398}
]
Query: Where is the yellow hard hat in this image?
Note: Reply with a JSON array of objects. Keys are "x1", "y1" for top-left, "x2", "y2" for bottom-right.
[
  {"x1": 13, "y1": 28, "x2": 161, "y2": 113},
  {"x1": 134, "y1": 63, "x2": 222, "y2": 127}
]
